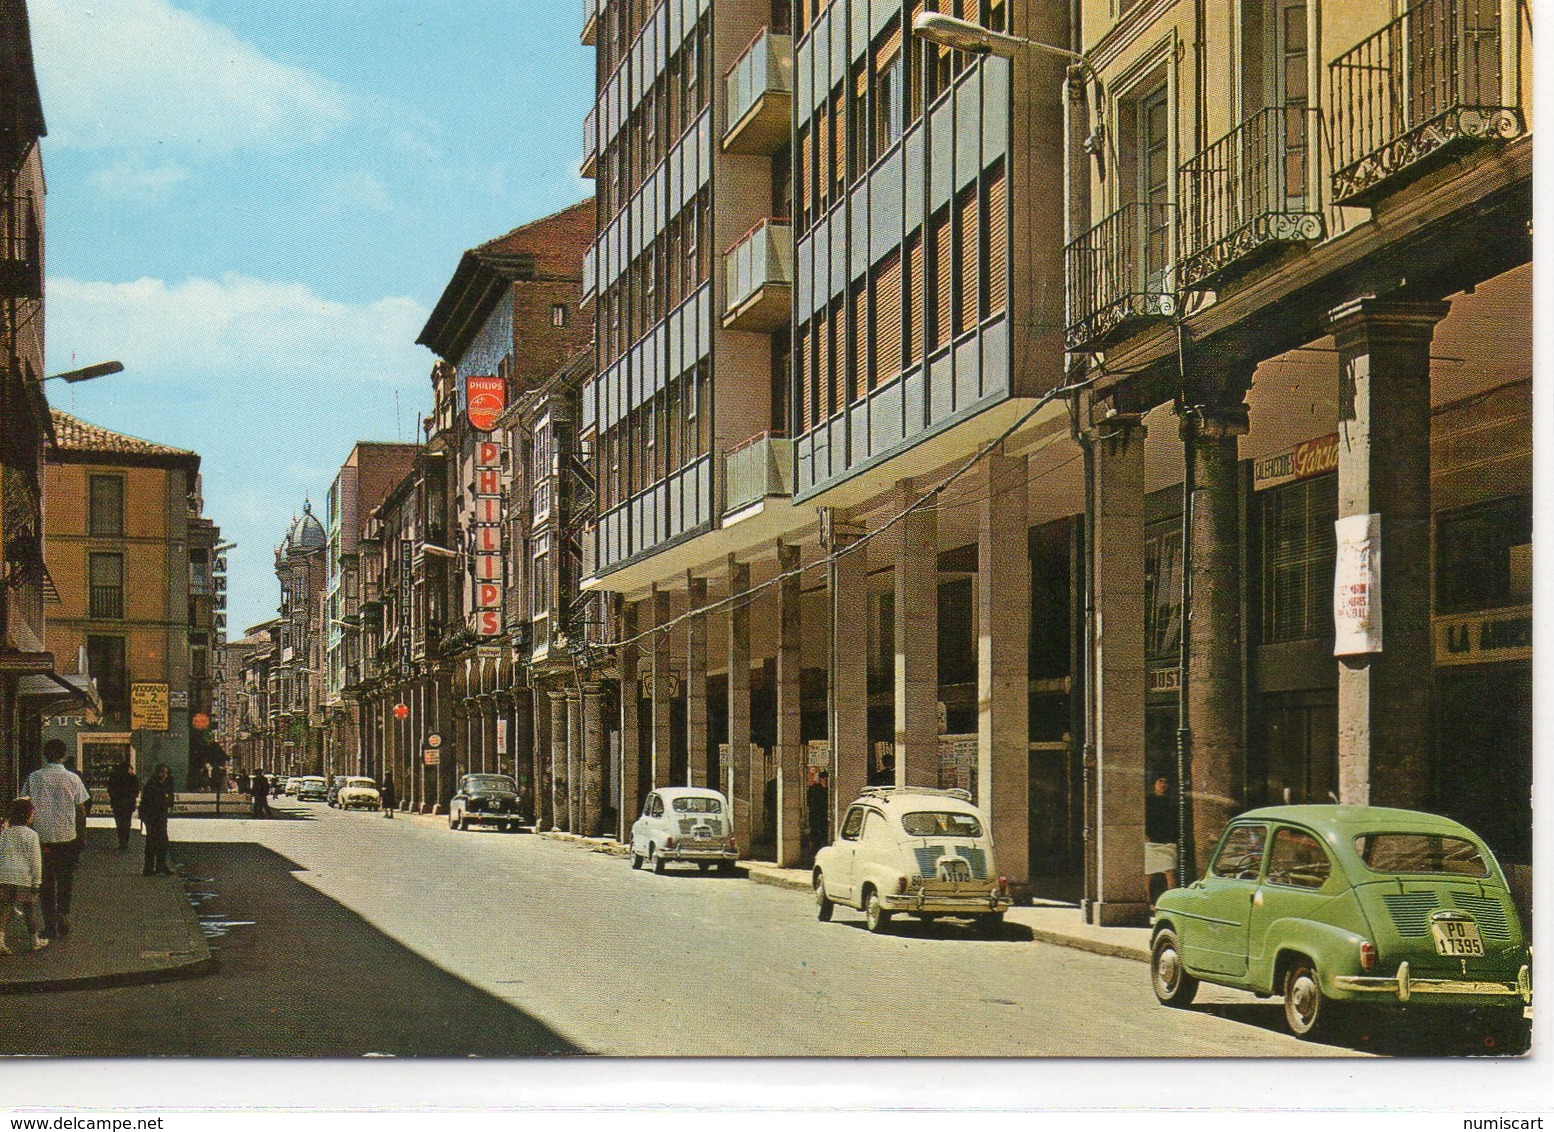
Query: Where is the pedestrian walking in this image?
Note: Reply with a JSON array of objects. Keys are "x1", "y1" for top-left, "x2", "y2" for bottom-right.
[
  {"x1": 0, "y1": 799, "x2": 48, "y2": 954},
  {"x1": 806, "y1": 770, "x2": 830, "y2": 857},
  {"x1": 106, "y1": 759, "x2": 140, "y2": 851},
  {"x1": 1145, "y1": 772, "x2": 1180, "y2": 909},
  {"x1": 139, "y1": 764, "x2": 176, "y2": 876},
  {"x1": 250, "y1": 768, "x2": 271, "y2": 818},
  {"x1": 237, "y1": 770, "x2": 251, "y2": 796},
  {"x1": 19, "y1": 739, "x2": 89, "y2": 940},
  {"x1": 380, "y1": 774, "x2": 397, "y2": 818}
]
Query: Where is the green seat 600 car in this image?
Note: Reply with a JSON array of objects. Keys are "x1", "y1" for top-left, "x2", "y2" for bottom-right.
[{"x1": 1150, "y1": 805, "x2": 1530, "y2": 1043}]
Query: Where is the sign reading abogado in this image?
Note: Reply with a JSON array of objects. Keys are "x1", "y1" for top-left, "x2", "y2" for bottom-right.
[{"x1": 472, "y1": 437, "x2": 504, "y2": 637}]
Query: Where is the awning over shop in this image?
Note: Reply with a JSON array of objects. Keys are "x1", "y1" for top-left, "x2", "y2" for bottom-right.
[{"x1": 15, "y1": 670, "x2": 102, "y2": 716}]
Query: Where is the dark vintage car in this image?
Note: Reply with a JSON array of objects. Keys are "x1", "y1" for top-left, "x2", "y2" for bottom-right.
[
  {"x1": 1150, "y1": 805, "x2": 1531, "y2": 1046},
  {"x1": 448, "y1": 774, "x2": 523, "y2": 832}
]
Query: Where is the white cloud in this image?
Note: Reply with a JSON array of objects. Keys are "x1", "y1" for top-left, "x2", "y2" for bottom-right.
[
  {"x1": 31, "y1": 0, "x2": 351, "y2": 155},
  {"x1": 45, "y1": 273, "x2": 430, "y2": 387},
  {"x1": 87, "y1": 160, "x2": 191, "y2": 200}
]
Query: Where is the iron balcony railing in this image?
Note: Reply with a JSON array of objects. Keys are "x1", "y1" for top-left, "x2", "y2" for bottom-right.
[
  {"x1": 1178, "y1": 106, "x2": 1324, "y2": 289},
  {"x1": 0, "y1": 186, "x2": 42, "y2": 301},
  {"x1": 1329, "y1": 0, "x2": 1524, "y2": 207},
  {"x1": 724, "y1": 432, "x2": 794, "y2": 515},
  {"x1": 90, "y1": 585, "x2": 124, "y2": 620},
  {"x1": 723, "y1": 218, "x2": 793, "y2": 327},
  {"x1": 724, "y1": 27, "x2": 794, "y2": 152},
  {"x1": 1064, "y1": 202, "x2": 1177, "y2": 352},
  {"x1": 582, "y1": 106, "x2": 598, "y2": 178}
]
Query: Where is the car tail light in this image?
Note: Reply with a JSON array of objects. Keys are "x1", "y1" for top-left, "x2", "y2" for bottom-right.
[
  {"x1": 729, "y1": 838, "x2": 738, "y2": 855},
  {"x1": 896, "y1": 876, "x2": 909, "y2": 895},
  {"x1": 1360, "y1": 941, "x2": 1378, "y2": 971},
  {"x1": 666, "y1": 837, "x2": 677, "y2": 850},
  {"x1": 997, "y1": 875, "x2": 1009, "y2": 896}
]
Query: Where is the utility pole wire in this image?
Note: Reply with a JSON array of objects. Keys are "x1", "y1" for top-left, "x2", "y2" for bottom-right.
[{"x1": 599, "y1": 373, "x2": 1099, "y2": 652}]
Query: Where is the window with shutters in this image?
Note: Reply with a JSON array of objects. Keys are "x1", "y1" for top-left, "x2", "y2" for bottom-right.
[
  {"x1": 89, "y1": 552, "x2": 125, "y2": 620},
  {"x1": 772, "y1": 325, "x2": 791, "y2": 435},
  {"x1": 984, "y1": 163, "x2": 1007, "y2": 317},
  {"x1": 814, "y1": 309, "x2": 829, "y2": 430},
  {"x1": 851, "y1": 282, "x2": 867, "y2": 401},
  {"x1": 89, "y1": 475, "x2": 125, "y2": 538},
  {"x1": 905, "y1": 231, "x2": 924, "y2": 363},
  {"x1": 832, "y1": 90, "x2": 848, "y2": 200},
  {"x1": 873, "y1": 249, "x2": 903, "y2": 385},
  {"x1": 873, "y1": 23, "x2": 905, "y2": 162},
  {"x1": 1261, "y1": 473, "x2": 1337, "y2": 643},
  {"x1": 852, "y1": 65, "x2": 870, "y2": 182},
  {"x1": 828, "y1": 298, "x2": 844, "y2": 419},
  {"x1": 817, "y1": 99, "x2": 832, "y2": 214},
  {"x1": 798, "y1": 320, "x2": 814, "y2": 434},
  {"x1": 929, "y1": 206, "x2": 951, "y2": 351},
  {"x1": 908, "y1": 0, "x2": 927, "y2": 120},
  {"x1": 956, "y1": 185, "x2": 979, "y2": 336}
]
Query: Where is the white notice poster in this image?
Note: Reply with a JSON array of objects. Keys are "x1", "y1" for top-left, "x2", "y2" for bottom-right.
[{"x1": 1333, "y1": 512, "x2": 1382, "y2": 655}]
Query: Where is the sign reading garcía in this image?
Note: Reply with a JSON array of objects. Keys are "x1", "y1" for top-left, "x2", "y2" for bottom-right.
[
  {"x1": 1333, "y1": 512, "x2": 1381, "y2": 656},
  {"x1": 1254, "y1": 433, "x2": 1339, "y2": 491}
]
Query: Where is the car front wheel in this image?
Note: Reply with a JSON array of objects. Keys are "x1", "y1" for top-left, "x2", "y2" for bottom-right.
[
  {"x1": 447, "y1": 811, "x2": 457, "y2": 829},
  {"x1": 1283, "y1": 959, "x2": 1333, "y2": 1039},
  {"x1": 814, "y1": 873, "x2": 834, "y2": 921},
  {"x1": 1150, "y1": 928, "x2": 1199, "y2": 1007},
  {"x1": 863, "y1": 889, "x2": 891, "y2": 934}
]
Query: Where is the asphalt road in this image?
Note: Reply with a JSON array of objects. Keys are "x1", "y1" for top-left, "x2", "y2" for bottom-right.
[{"x1": 0, "y1": 800, "x2": 1392, "y2": 1057}]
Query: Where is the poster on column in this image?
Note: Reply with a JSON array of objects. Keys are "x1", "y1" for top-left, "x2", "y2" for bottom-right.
[{"x1": 1333, "y1": 512, "x2": 1382, "y2": 655}]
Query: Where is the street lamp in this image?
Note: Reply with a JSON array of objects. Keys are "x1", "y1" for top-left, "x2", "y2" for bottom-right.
[{"x1": 44, "y1": 360, "x2": 124, "y2": 383}]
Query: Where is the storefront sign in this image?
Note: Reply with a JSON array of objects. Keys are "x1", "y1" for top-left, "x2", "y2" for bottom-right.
[
  {"x1": 131, "y1": 683, "x2": 170, "y2": 731},
  {"x1": 169, "y1": 690, "x2": 189, "y2": 709},
  {"x1": 1333, "y1": 513, "x2": 1382, "y2": 656},
  {"x1": 1435, "y1": 607, "x2": 1532, "y2": 666},
  {"x1": 496, "y1": 718, "x2": 509, "y2": 756},
  {"x1": 465, "y1": 376, "x2": 506, "y2": 432},
  {"x1": 1147, "y1": 667, "x2": 1181, "y2": 693},
  {"x1": 423, "y1": 747, "x2": 441, "y2": 766},
  {"x1": 471, "y1": 439, "x2": 505, "y2": 637},
  {"x1": 1254, "y1": 433, "x2": 1340, "y2": 491}
]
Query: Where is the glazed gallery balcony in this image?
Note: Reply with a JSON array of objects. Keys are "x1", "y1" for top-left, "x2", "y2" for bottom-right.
[
  {"x1": 0, "y1": 186, "x2": 42, "y2": 301},
  {"x1": 582, "y1": 106, "x2": 598, "y2": 179},
  {"x1": 1329, "y1": 0, "x2": 1525, "y2": 208},
  {"x1": 723, "y1": 432, "x2": 794, "y2": 517},
  {"x1": 723, "y1": 26, "x2": 794, "y2": 155},
  {"x1": 723, "y1": 218, "x2": 793, "y2": 332}
]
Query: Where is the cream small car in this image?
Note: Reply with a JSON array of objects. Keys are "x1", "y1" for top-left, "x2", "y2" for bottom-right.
[
  {"x1": 813, "y1": 787, "x2": 1011, "y2": 934},
  {"x1": 629, "y1": 787, "x2": 737, "y2": 873},
  {"x1": 336, "y1": 777, "x2": 381, "y2": 811}
]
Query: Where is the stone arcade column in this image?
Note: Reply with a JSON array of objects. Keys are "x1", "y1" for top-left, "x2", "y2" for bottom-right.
[
  {"x1": 650, "y1": 587, "x2": 673, "y2": 790},
  {"x1": 618, "y1": 601, "x2": 641, "y2": 841},
  {"x1": 1088, "y1": 415, "x2": 1149, "y2": 926},
  {"x1": 532, "y1": 684, "x2": 552, "y2": 831},
  {"x1": 894, "y1": 485, "x2": 938, "y2": 787},
  {"x1": 685, "y1": 574, "x2": 709, "y2": 788},
  {"x1": 775, "y1": 541, "x2": 804, "y2": 868},
  {"x1": 1183, "y1": 401, "x2": 1249, "y2": 873},
  {"x1": 726, "y1": 558, "x2": 753, "y2": 855},
  {"x1": 978, "y1": 451, "x2": 1030, "y2": 890},
  {"x1": 566, "y1": 686, "x2": 581, "y2": 834},
  {"x1": 548, "y1": 690, "x2": 568, "y2": 831},
  {"x1": 827, "y1": 519, "x2": 868, "y2": 833},
  {"x1": 1325, "y1": 297, "x2": 1449, "y2": 808},
  {"x1": 581, "y1": 681, "x2": 605, "y2": 836}
]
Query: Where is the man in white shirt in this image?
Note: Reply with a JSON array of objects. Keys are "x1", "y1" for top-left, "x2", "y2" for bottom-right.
[{"x1": 20, "y1": 739, "x2": 90, "y2": 940}]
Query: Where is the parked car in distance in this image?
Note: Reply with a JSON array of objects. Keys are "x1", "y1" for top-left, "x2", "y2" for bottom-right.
[
  {"x1": 270, "y1": 776, "x2": 290, "y2": 796},
  {"x1": 326, "y1": 775, "x2": 351, "y2": 807},
  {"x1": 1150, "y1": 805, "x2": 1532, "y2": 1045},
  {"x1": 448, "y1": 774, "x2": 523, "y2": 832},
  {"x1": 336, "y1": 777, "x2": 381, "y2": 811},
  {"x1": 293, "y1": 776, "x2": 328, "y2": 801},
  {"x1": 284, "y1": 777, "x2": 302, "y2": 796},
  {"x1": 630, "y1": 787, "x2": 737, "y2": 874},
  {"x1": 813, "y1": 786, "x2": 1011, "y2": 934}
]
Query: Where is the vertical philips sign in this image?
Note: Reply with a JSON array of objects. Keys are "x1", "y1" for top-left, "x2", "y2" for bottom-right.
[{"x1": 466, "y1": 373, "x2": 507, "y2": 639}]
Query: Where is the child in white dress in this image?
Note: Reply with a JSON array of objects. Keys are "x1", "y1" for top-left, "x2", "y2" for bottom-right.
[{"x1": 0, "y1": 797, "x2": 48, "y2": 953}]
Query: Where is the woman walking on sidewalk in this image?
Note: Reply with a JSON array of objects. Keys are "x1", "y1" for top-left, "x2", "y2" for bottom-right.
[
  {"x1": 139, "y1": 764, "x2": 176, "y2": 876},
  {"x1": 0, "y1": 799, "x2": 49, "y2": 953},
  {"x1": 380, "y1": 774, "x2": 397, "y2": 818}
]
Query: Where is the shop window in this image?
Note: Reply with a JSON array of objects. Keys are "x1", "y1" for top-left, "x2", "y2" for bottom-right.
[
  {"x1": 1144, "y1": 520, "x2": 1182, "y2": 661},
  {"x1": 88, "y1": 475, "x2": 125, "y2": 538},
  {"x1": 1435, "y1": 495, "x2": 1532, "y2": 614},
  {"x1": 1261, "y1": 473, "x2": 1336, "y2": 643}
]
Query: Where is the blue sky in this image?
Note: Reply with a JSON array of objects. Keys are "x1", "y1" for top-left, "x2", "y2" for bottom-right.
[{"x1": 31, "y1": 0, "x2": 594, "y2": 633}]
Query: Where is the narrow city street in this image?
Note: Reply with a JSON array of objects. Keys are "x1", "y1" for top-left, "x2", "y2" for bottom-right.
[{"x1": 0, "y1": 806, "x2": 1377, "y2": 1059}]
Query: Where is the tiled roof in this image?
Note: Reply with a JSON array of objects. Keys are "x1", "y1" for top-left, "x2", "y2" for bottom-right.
[
  {"x1": 50, "y1": 410, "x2": 197, "y2": 459},
  {"x1": 473, "y1": 198, "x2": 595, "y2": 281}
]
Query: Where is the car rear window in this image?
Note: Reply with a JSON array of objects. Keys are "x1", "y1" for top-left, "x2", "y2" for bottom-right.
[
  {"x1": 901, "y1": 811, "x2": 982, "y2": 838},
  {"x1": 1353, "y1": 833, "x2": 1489, "y2": 877},
  {"x1": 466, "y1": 776, "x2": 517, "y2": 792},
  {"x1": 672, "y1": 796, "x2": 723, "y2": 814}
]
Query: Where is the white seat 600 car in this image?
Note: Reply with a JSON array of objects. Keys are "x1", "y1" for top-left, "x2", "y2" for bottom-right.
[
  {"x1": 813, "y1": 787, "x2": 1012, "y2": 934},
  {"x1": 630, "y1": 787, "x2": 737, "y2": 873}
]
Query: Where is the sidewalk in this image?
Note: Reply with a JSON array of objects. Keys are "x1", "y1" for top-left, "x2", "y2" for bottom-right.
[
  {"x1": 0, "y1": 823, "x2": 213, "y2": 995},
  {"x1": 534, "y1": 829, "x2": 1153, "y2": 963}
]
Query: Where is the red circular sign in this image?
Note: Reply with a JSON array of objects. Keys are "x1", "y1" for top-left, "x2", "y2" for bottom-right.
[
  {"x1": 393, "y1": 703, "x2": 410, "y2": 720},
  {"x1": 192, "y1": 713, "x2": 211, "y2": 731}
]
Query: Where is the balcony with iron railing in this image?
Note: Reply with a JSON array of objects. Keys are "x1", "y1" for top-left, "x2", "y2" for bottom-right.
[
  {"x1": 722, "y1": 218, "x2": 793, "y2": 332},
  {"x1": 1329, "y1": 0, "x2": 1525, "y2": 208},
  {"x1": 0, "y1": 186, "x2": 42, "y2": 301},
  {"x1": 1064, "y1": 202, "x2": 1178, "y2": 352},
  {"x1": 89, "y1": 585, "x2": 124, "y2": 621},
  {"x1": 1178, "y1": 106, "x2": 1325, "y2": 289},
  {"x1": 582, "y1": 106, "x2": 598, "y2": 179},
  {"x1": 723, "y1": 27, "x2": 794, "y2": 155},
  {"x1": 723, "y1": 432, "x2": 794, "y2": 516},
  {"x1": 581, "y1": 0, "x2": 598, "y2": 45}
]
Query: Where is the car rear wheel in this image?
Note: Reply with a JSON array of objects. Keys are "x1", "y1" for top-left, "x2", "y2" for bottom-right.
[
  {"x1": 814, "y1": 874, "x2": 834, "y2": 921},
  {"x1": 1283, "y1": 959, "x2": 1333, "y2": 1039},
  {"x1": 651, "y1": 845, "x2": 666, "y2": 875},
  {"x1": 977, "y1": 912, "x2": 1005, "y2": 938},
  {"x1": 1150, "y1": 928, "x2": 1199, "y2": 1007},
  {"x1": 447, "y1": 811, "x2": 457, "y2": 830},
  {"x1": 629, "y1": 846, "x2": 643, "y2": 870},
  {"x1": 863, "y1": 889, "x2": 891, "y2": 934}
]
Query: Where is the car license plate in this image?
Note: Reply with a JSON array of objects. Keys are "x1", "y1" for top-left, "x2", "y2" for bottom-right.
[{"x1": 1431, "y1": 917, "x2": 1485, "y2": 957}]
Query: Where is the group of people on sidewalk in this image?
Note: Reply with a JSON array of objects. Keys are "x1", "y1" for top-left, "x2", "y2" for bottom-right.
[{"x1": 0, "y1": 740, "x2": 185, "y2": 960}]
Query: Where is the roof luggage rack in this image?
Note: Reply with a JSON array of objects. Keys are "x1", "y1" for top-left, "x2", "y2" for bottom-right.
[{"x1": 857, "y1": 785, "x2": 973, "y2": 803}]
